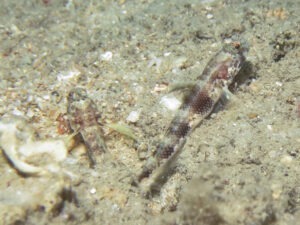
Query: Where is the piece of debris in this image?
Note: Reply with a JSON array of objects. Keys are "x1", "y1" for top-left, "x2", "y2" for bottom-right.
[{"x1": 0, "y1": 116, "x2": 68, "y2": 176}]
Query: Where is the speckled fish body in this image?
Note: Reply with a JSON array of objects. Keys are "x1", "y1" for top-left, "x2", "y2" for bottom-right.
[
  {"x1": 156, "y1": 42, "x2": 247, "y2": 160},
  {"x1": 67, "y1": 88, "x2": 107, "y2": 167},
  {"x1": 139, "y1": 42, "x2": 248, "y2": 185}
]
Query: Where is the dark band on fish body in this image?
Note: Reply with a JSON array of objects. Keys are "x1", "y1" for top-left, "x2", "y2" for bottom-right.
[{"x1": 189, "y1": 88, "x2": 214, "y2": 115}]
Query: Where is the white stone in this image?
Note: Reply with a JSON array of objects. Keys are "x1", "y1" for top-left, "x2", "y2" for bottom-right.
[
  {"x1": 160, "y1": 95, "x2": 181, "y2": 111},
  {"x1": 57, "y1": 69, "x2": 80, "y2": 81},
  {"x1": 126, "y1": 110, "x2": 140, "y2": 123},
  {"x1": 90, "y1": 188, "x2": 97, "y2": 194},
  {"x1": 100, "y1": 51, "x2": 113, "y2": 61},
  {"x1": 206, "y1": 13, "x2": 214, "y2": 19}
]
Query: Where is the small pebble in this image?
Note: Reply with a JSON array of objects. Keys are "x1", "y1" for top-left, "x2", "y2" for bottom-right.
[
  {"x1": 90, "y1": 188, "x2": 97, "y2": 194},
  {"x1": 160, "y1": 95, "x2": 181, "y2": 111},
  {"x1": 100, "y1": 51, "x2": 113, "y2": 61},
  {"x1": 280, "y1": 155, "x2": 293, "y2": 165},
  {"x1": 126, "y1": 110, "x2": 140, "y2": 123},
  {"x1": 57, "y1": 69, "x2": 80, "y2": 81},
  {"x1": 206, "y1": 13, "x2": 214, "y2": 19},
  {"x1": 267, "y1": 124, "x2": 273, "y2": 131}
]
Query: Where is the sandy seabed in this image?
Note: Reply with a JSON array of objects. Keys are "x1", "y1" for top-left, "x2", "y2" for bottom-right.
[{"x1": 0, "y1": 0, "x2": 299, "y2": 224}]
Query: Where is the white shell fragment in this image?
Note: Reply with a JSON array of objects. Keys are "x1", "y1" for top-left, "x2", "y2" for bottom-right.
[
  {"x1": 0, "y1": 116, "x2": 67, "y2": 176},
  {"x1": 160, "y1": 95, "x2": 181, "y2": 111},
  {"x1": 57, "y1": 69, "x2": 81, "y2": 81},
  {"x1": 18, "y1": 139, "x2": 67, "y2": 162},
  {"x1": 90, "y1": 188, "x2": 97, "y2": 194},
  {"x1": 100, "y1": 51, "x2": 113, "y2": 61},
  {"x1": 206, "y1": 13, "x2": 214, "y2": 19},
  {"x1": 126, "y1": 110, "x2": 140, "y2": 123}
]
